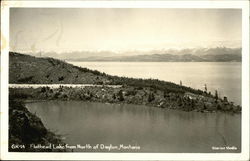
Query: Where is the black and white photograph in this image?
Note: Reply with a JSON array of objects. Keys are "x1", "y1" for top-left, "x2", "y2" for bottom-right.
[{"x1": 1, "y1": 1, "x2": 249, "y2": 160}]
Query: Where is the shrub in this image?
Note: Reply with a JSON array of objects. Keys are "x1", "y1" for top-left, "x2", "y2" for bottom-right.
[{"x1": 58, "y1": 76, "x2": 64, "y2": 81}]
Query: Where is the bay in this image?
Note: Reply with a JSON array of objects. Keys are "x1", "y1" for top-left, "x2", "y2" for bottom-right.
[{"x1": 26, "y1": 101, "x2": 241, "y2": 153}]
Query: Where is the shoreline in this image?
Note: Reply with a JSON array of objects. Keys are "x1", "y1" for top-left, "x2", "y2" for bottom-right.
[
  {"x1": 10, "y1": 85, "x2": 241, "y2": 114},
  {"x1": 25, "y1": 99, "x2": 241, "y2": 116}
]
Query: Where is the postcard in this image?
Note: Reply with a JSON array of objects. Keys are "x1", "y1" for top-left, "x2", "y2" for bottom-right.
[{"x1": 1, "y1": 1, "x2": 249, "y2": 160}]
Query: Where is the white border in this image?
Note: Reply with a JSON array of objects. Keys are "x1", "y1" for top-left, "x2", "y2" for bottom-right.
[{"x1": 1, "y1": 1, "x2": 249, "y2": 160}]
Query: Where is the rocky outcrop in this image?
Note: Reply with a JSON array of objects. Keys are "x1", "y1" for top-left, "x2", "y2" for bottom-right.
[{"x1": 9, "y1": 99, "x2": 65, "y2": 152}]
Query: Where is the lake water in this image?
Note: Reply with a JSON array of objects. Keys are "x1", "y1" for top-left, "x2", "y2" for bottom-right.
[
  {"x1": 26, "y1": 101, "x2": 241, "y2": 153},
  {"x1": 69, "y1": 62, "x2": 242, "y2": 105}
]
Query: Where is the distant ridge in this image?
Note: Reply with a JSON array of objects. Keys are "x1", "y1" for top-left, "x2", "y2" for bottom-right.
[{"x1": 25, "y1": 47, "x2": 241, "y2": 62}]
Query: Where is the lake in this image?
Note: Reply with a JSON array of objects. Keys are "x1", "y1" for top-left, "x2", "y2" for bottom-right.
[
  {"x1": 26, "y1": 101, "x2": 241, "y2": 153},
  {"x1": 69, "y1": 62, "x2": 242, "y2": 105}
]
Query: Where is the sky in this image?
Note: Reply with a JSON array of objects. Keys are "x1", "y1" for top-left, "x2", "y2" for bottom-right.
[{"x1": 10, "y1": 8, "x2": 242, "y2": 53}]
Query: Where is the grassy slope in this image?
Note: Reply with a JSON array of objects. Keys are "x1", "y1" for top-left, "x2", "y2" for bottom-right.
[
  {"x1": 9, "y1": 52, "x2": 205, "y2": 95},
  {"x1": 9, "y1": 52, "x2": 110, "y2": 84}
]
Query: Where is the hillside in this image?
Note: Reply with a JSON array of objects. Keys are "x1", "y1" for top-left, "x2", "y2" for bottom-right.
[
  {"x1": 9, "y1": 52, "x2": 110, "y2": 84},
  {"x1": 9, "y1": 52, "x2": 204, "y2": 95}
]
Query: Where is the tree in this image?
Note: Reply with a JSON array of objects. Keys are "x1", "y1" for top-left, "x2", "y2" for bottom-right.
[
  {"x1": 204, "y1": 84, "x2": 207, "y2": 92},
  {"x1": 40, "y1": 87, "x2": 46, "y2": 93},
  {"x1": 148, "y1": 92, "x2": 155, "y2": 102},
  {"x1": 118, "y1": 90, "x2": 124, "y2": 101},
  {"x1": 215, "y1": 90, "x2": 218, "y2": 100},
  {"x1": 163, "y1": 91, "x2": 168, "y2": 98},
  {"x1": 180, "y1": 80, "x2": 182, "y2": 86},
  {"x1": 112, "y1": 94, "x2": 116, "y2": 100}
]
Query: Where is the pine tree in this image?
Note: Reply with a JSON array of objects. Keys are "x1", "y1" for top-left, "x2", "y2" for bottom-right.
[
  {"x1": 215, "y1": 90, "x2": 218, "y2": 100},
  {"x1": 148, "y1": 92, "x2": 155, "y2": 102},
  {"x1": 118, "y1": 90, "x2": 124, "y2": 101},
  {"x1": 112, "y1": 93, "x2": 116, "y2": 100}
]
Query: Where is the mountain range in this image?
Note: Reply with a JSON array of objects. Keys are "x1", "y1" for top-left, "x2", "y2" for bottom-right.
[{"x1": 26, "y1": 47, "x2": 241, "y2": 62}]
